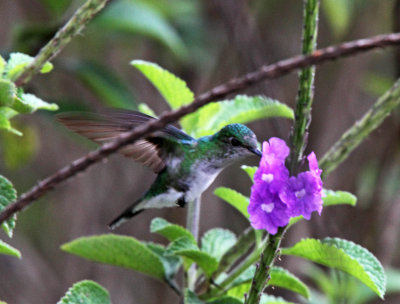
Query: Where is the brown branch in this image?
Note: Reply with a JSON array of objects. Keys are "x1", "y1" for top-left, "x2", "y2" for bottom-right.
[{"x1": 1, "y1": 32, "x2": 400, "y2": 224}]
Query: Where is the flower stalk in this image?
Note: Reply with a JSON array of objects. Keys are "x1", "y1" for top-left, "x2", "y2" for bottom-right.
[{"x1": 245, "y1": 1, "x2": 320, "y2": 303}]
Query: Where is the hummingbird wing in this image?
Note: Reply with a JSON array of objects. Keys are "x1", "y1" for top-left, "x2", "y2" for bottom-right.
[{"x1": 57, "y1": 110, "x2": 195, "y2": 173}]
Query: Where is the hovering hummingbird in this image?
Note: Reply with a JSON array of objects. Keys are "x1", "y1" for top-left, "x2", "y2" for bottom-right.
[{"x1": 57, "y1": 110, "x2": 262, "y2": 229}]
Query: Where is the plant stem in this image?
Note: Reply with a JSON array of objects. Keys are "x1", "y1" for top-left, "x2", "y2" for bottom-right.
[
  {"x1": 15, "y1": 0, "x2": 110, "y2": 87},
  {"x1": 186, "y1": 197, "x2": 201, "y2": 290},
  {"x1": 289, "y1": 0, "x2": 320, "y2": 173},
  {"x1": 245, "y1": 1, "x2": 320, "y2": 303},
  {"x1": 319, "y1": 78, "x2": 400, "y2": 178}
]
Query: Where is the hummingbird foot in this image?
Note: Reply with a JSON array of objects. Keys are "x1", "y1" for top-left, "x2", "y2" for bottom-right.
[{"x1": 176, "y1": 197, "x2": 187, "y2": 208}]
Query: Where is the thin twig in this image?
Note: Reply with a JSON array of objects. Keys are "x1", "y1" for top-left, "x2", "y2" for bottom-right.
[
  {"x1": 15, "y1": 0, "x2": 110, "y2": 87},
  {"x1": 1, "y1": 32, "x2": 400, "y2": 225},
  {"x1": 319, "y1": 78, "x2": 400, "y2": 177}
]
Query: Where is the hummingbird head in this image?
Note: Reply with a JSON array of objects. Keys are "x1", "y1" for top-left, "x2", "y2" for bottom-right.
[{"x1": 211, "y1": 124, "x2": 262, "y2": 164}]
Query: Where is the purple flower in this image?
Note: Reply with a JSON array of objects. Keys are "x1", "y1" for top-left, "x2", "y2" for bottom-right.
[
  {"x1": 248, "y1": 138, "x2": 323, "y2": 234},
  {"x1": 249, "y1": 182, "x2": 291, "y2": 234}
]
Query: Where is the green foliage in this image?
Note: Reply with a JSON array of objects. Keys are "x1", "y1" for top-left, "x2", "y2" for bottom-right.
[
  {"x1": 214, "y1": 187, "x2": 249, "y2": 219},
  {"x1": 260, "y1": 295, "x2": 294, "y2": 304},
  {"x1": 97, "y1": 0, "x2": 187, "y2": 57},
  {"x1": 57, "y1": 280, "x2": 110, "y2": 304},
  {"x1": 70, "y1": 61, "x2": 138, "y2": 109},
  {"x1": 207, "y1": 296, "x2": 243, "y2": 304},
  {"x1": 167, "y1": 237, "x2": 218, "y2": 277},
  {"x1": 184, "y1": 289, "x2": 204, "y2": 304},
  {"x1": 61, "y1": 234, "x2": 166, "y2": 281},
  {"x1": 0, "y1": 54, "x2": 57, "y2": 134},
  {"x1": 150, "y1": 217, "x2": 196, "y2": 243},
  {"x1": 131, "y1": 60, "x2": 194, "y2": 110},
  {"x1": 226, "y1": 265, "x2": 309, "y2": 299},
  {"x1": 281, "y1": 238, "x2": 386, "y2": 298},
  {"x1": 201, "y1": 228, "x2": 236, "y2": 261},
  {"x1": 38, "y1": 0, "x2": 72, "y2": 15},
  {"x1": 184, "y1": 289, "x2": 243, "y2": 304},
  {"x1": 186, "y1": 95, "x2": 293, "y2": 138},
  {"x1": 241, "y1": 165, "x2": 257, "y2": 181},
  {"x1": 0, "y1": 175, "x2": 17, "y2": 237},
  {"x1": 138, "y1": 103, "x2": 157, "y2": 117},
  {"x1": 0, "y1": 240, "x2": 21, "y2": 258},
  {"x1": 0, "y1": 123, "x2": 38, "y2": 169},
  {"x1": 4, "y1": 53, "x2": 53, "y2": 81},
  {"x1": 322, "y1": 189, "x2": 357, "y2": 207}
]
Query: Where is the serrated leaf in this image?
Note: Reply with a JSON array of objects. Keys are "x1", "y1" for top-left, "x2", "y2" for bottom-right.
[
  {"x1": 57, "y1": 280, "x2": 110, "y2": 304},
  {"x1": 184, "y1": 289, "x2": 204, "y2": 304},
  {"x1": 0, "y1": 239, "x2": 21, "y2": 258},
  {"x1": 0, "y1": 79, "x2": 16, "y2": 107},
  {"x1": 61, "y1": 234, "x2": 165, "y2": 281},
  {"x1": 322, "y1": 189, "x2": 357, "y2": 206},
  {"x1": 188, "y1": 95, "x2": 293, "y2": 137},
  {"x1": 168, "y1": 237, "x2": 218, "y2": 277},
  {"x1": 5, "y1": 53, "x2": 53, "y2": 81},
  {"x1": 260, "y1": 294, "x2": 294, "y2": 304},
  {"x1": 0, "y1": 175, "x2": 17, "y2": 237},
  {"x1": 131, "y1": 60, "x2": 194, "y2": 110},
  {"x1": 12, "y1": 93, "x2": 58, "y2": 114},
  {"x1": 214, "y1": 187, "x2": 249, "y2": 219},
  {"x1": 201, "y1": 228, "x2": 236, "y2": 261},
  {"x1": 281, "y1": 238, "x2": 386, "y2": 298},
  {"x1": 151, "y1": 217, "x2": 196, "y2": 243},
  {"x1": 241, "y1": 165, "x2": 257, "y2": 182},
  {"x1": 97, "y1": 1, "x2": 187, "y2": 57},
  {"x1": 71, "y1": 61, "x2": 137, "y2": 109}
]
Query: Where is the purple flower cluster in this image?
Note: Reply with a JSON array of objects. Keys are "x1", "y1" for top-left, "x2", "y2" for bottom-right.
[{"x1": 248, "y1": 138, "x2": 323, "y2": 234}]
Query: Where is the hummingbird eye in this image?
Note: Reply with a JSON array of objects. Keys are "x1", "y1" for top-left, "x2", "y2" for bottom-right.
[{"x1": 230, "y1": 137, "x2": 241, "y2": 147}]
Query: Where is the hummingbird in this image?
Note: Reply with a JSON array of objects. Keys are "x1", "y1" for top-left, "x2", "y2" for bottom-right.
[{"x1": 57, "y1": 109, "x2": 262, "y2": 229}]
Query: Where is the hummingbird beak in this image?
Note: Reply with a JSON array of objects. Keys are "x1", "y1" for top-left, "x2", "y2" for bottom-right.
[{"x1": 248, "y1": 147, "x2": 262, "y2": 157}]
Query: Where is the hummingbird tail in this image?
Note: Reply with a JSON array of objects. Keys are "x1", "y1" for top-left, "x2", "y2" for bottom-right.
[{"x1": 108, "y1": 208, "x2": 144, "y2": 230}]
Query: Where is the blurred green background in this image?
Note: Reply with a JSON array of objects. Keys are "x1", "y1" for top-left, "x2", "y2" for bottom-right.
[{"x1": 0, "y1": 0, "x2": 400, "y2": 303}]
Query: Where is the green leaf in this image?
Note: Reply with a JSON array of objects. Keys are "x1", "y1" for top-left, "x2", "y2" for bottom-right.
[
  {"x1": 38, "y1": 0, "x2": 72, "y2": 16},
  {"x1": 214, "y1": 187, "x2": 249, "y2": 219},
  {"x1": 0, "y1": 108, "x2": 21, "y2": 135},
  {"x1": 207, "y1": 296, "x2": 243, "y2": 304},
  {"x1": 97, "y1": 0, "x2": 187, "y2": 57},
  {"x1": 131, "y1": 60, "x2": 194, "y2": 110},
  {"x1": 5, "y1": 53, "x2": 53, "y2": 81},
  {"x1": 0, "y1": 79, "x2": 16, "y2": 107},
  {"x1": 226, "y1": 282, "x2": 250, "y2": 300},
  {"x1": 71, "y1": 61, "x2": 137, "y2": 109},
  {"x1": 138, "y1": 103, "x2": 157, "y2": 117},
  {"x1": 146, "y1": 242, "x2": 181, "y2": 291},
  {"x1": 281, "y1": 238, "x2": 386, "y2": 298},
  {"x1": 0, "y1": 239, "x2": 21, "y2": 258},
  {"x1": 0, "y1": 55, "x2": 6, "y2": 75},
  {"x1": 57, "y1": 280, "x2": 110, "y2": 304},
  {"x1": 168, "y1": 237, "x2": 218, "y2": 277},
  {"x1": 184, "y1": 289, "x2": 204, "y2": 304},
  {"x1": 201, "y1": 228, "x2": 237, "y2": 261},
  {"x1": 260, "y1": 294, "x2": 294, "y2": 304},
  {"x1": 269, "y1": 266, "x2": 310, "y2": 298},
  {"x1": 150, "y1": 217, "x2": 196, "y2": 243},
  {"x1": 227, "y1": 265, "x2": 309, "y2": 299},
  {"x1": 241, "y1": 165, "x2": 257, "y2": 182},
  {"x1": 188, "y1": 95, "x2": 294, "y2": 137},
  {"x1": 13, "y1": 93, "x2": 58, "y2": 114},
  {"x1": 0, "y1": 175, "x2": 17, "y2": 237},
  {"x1": 61, "y1": 234, "x2": 166, "y2": 281},
  {"x1": 322, "y1": 189, "x2": 357, "y2": 206},
  {"x1": 321, "y1": 0, "x2": 356, "y2": 39}
]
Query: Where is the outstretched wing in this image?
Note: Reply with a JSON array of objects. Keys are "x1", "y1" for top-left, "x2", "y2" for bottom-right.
[{"x1": 57, "y1": 110, "x2": 195, "y2": 173}]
